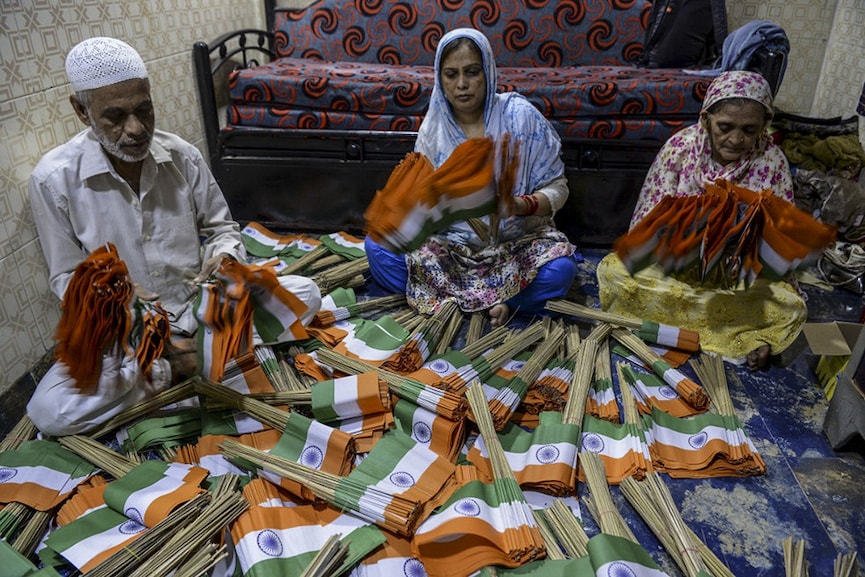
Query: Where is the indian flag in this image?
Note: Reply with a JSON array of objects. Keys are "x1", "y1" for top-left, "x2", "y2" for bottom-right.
[
  {"x1": 311, "y1": 372, "x2": 389, "y2": 423},
  {"x1": 231, "y1": 504, "x2": 385, "y2": 577},
  {"x1": 587, "y1": 532, "x2": 671, "y2": 576},
  {"x1": 406, "y1": 349, "x2": 474, "y2": 389},
  {"x1": 245, "y1": 264, "x2": 310, "y2": 344},
  {"x1": 350, "y1": 528, "x2": 426, "y2": 577},
  {"x1": 587, "y1": 370, "x2": 619, "y2": 423},
  {"x1": 580, "y1": 415, "x2": 653, "y2": 484},
  {"x1": 175, "y1": 429, "x2": 282, "y2": 479},
  {"x1": 0, "y1": 440, "x2": 96, "y2": 510},
  {"x1": 102, "y1": 461, "x2": 208, "y2": 528},
  {"x1": 200, "y1": 353, "x2": 281, "y2": 437},
  {"x1": 334, "y1": 316, "x2": 411, "y2": 365},
  {"x1": 253, "y1": 412, "x2": 356, "y2": 502},
  {"x1": 241, "y1": 221, "x2": 294, "y2": 257},
  {"x1": 618, "y1": 363, "x2": 703, "y2": 418},
  {"x1": 392, "y1": 399, "x2": 467, "y2": 463},
  {"x1": 636, "y1": 320, "x2": 700, "y2": 353},
  {"x1": 278, "y1": 233, "x2": 322, "y2": 259},
  {"x1": 320, "y1": 231, "x2": 367, "y2": 260},
  {"x1": 467, "y1": 411, "x2": 579, "y2": 496},
  {"x1": 642, "y1": 407, "x2": 766, "y2": 478},
  {"x1": 43, "y1": 502, "x2": 147, "y2": 573},
  {"x1": 334, "y1": 429, "x2": 457, "y2": 536},
  {"x1": 411, "y1": 478, "x2": 539, "y2": 577}
]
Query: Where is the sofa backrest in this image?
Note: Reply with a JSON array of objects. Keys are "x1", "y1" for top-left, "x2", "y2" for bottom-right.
[{"x1": 272, "y1": 0, "x2": 651, "y2": 68}]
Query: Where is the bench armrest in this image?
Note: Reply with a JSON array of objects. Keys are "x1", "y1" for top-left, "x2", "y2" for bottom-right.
[{"x1": 192, "y1": 29, "x2": 275, "y2": 164}]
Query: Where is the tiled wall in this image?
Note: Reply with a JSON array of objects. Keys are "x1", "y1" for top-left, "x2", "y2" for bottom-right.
[{"x1": 0, "y1": 0, "x2": 863, "y2": 399}]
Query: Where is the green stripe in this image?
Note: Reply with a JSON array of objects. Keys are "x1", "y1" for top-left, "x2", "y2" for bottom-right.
[
  {"x1": 350, "y1": 316, "x2": 410, "y2": 351},
  {"x1": 0, "y1": 440, "x2": 96, "y2": 478},
  {"x1": 199, "y1": 408, "x2": 241, "y2": 437},
  {"x1": 124, "y1": 408, "x2": 202, "y2": 452},
  {"x1": 585, "y1": 532, "x2": 661, "y2": 570},
  {"x1": 485, "y1": 411, "x2": 579, "y2": 454},
  {"x1": 582, "y1": 414, "x2": 640, "y2": 441},
  {"x1": 334, "y1": 430, "x2": 414, "y2": 510},
  {"x1": 310, "y1": 379, "x2": 340, "y2": 423},
  {"x1": 0, "y1": 539, "x2": 44, "y2": 577},
  {"x1": 319, "y1": 234, "x2": 366, "y2": 260},
  {"x1": 637, "y1": 320, "x2": 661, "y2": 342},
  {"x1": 103, "y1": 461, "x2": 171, "y2": 513},
  {"x1": 271, "y1": 412, "x2": 315, "y2": 462},
  {"x1": 44, "y1": 506, "x2": 127, "y2": 552},
  {"x1": 647, "y1": 405, "x2": 740, "y2": 434}
]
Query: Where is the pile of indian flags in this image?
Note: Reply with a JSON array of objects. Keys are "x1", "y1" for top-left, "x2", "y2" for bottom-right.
[{"x1": 1, "y1": 225, "x2": 832, "y2": 577}]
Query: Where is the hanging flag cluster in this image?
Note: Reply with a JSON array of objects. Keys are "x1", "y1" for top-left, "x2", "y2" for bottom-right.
[
  {"x1": 613, "y1": 179, "x2": 837, "y2": 287},
  {"x1": 364, "y1": 136, "x2": 519, "y2": 253},
  {"x1": 54, "y1": 243, "x2": 173, "y2": 392}
]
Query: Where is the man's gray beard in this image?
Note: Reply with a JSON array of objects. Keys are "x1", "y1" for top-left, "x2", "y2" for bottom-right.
[
  {"x1": 88, "y1": 115, "x2": 151, "y2": 163},
  {"x1": 95, "y1": 131, "x2": 151, "y2": 163}
]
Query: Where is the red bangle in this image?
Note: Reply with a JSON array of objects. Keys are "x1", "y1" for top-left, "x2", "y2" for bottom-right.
[{"x1": 523, "y1": 194, "x2": 539, "y2": 215}]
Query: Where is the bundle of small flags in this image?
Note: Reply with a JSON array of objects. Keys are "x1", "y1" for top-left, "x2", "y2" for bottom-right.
[{"x1": 613, "y1": 179, "x2": 837, "y2": 287}]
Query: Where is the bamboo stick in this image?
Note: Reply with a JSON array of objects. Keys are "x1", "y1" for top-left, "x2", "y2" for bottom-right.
[
  {"x1": 834, "y1": 551, "x2": 858, "y2": 577},
  {"x1": 542, "y1": 499, "x2": 589, "y2": 558},
  {"x1": 279, "y1": 245, "x2": 329, "y2": 276},
  {"x1": 580, "y1": 451, "x2": 636, "y2": 542},
  {"x1": 57, "y1": 435, "x2": 138, "y2": 478},
  {"x1": 783, "y1": 537, "x2": 809, "y2": 577},
  {"x1": 87, "y1": 380, "x2": 198, "y2": 438},
  {"x1": 194, "y1": 378, "x2": 291, "y2": 431},
  {"x1": 0, "y1": 415, "x2": 37, "y2": 452}
]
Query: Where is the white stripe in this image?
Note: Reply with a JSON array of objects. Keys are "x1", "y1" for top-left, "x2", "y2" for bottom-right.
[
  {"x1": 61, "y1": 510, "x2": 144, "y2": 568},
  {"x1": 0, "y1": 464, "x2": 90, "y2": 494},
  {"x1": 199, "y1": 454, "x2": 248, "y2": 477},
  {"x1": 580, "y1": 431, "x2": 644, "y2": 459},
  {"x1": 235, "y1": 513, "x2": 367, "y2": 572},
  {"x1": 331, "y1": 375, "x2": 363, "y2": 419},
  {"x1": 655, "y1": 324, "x2": 679, "y2": 347}
]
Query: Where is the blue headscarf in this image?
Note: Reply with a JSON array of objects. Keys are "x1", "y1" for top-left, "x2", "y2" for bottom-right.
[{"x1": 415, "y1": 28, "x2": 564, "y2": 203}]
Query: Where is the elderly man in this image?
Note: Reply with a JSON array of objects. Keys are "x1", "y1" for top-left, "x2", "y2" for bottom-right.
[{"x1": 27, "y1": 37, "x2": 320, "y2": 436}]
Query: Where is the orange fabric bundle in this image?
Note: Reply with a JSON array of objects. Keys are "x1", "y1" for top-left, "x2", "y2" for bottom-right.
[
  {"x1": 364, "y1": 137, "x2": 511, "y2": 252},
  {"x1": 613, "y1": 179, "x2": 837, "y2": 286},
  {"x1": 55, "y1": 243, "x2": 133, "y2": 392}
]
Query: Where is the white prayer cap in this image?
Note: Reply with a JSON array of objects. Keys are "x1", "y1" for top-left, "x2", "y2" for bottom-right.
[{"x1": 65, "y1": 37, "x2": 148, "y2": 92}]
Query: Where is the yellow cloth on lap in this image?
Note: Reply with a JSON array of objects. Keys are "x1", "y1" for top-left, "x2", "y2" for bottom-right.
[{"x1": 597, "y1": 253, "x2": 807, "y2": 360}]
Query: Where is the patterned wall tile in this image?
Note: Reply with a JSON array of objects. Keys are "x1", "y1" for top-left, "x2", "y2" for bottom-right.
[
  {"x1": 0, "y1": 251, "x2": 46, "y2": 391},
  {"x1": 728, "y1": 0, "x2": 837, "y2": 115},
  {"x1": 812, "y1": 0, "x2": 865, "y2": 122},
  {"x1": 13, "y1": 238, "x2": 59, "y2": 355}
]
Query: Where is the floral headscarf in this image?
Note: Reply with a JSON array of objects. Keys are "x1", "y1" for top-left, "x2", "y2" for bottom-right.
[{"x1": 630, "y1": 70, "x2": 793, "y2": 228}]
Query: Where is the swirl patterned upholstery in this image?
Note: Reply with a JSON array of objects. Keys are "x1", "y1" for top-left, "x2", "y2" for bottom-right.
[{"x1": 226, "y1": 0, "x2": 714, "y2": 141}]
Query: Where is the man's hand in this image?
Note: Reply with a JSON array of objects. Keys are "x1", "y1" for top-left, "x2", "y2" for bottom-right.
[{"x1": 194, "y1": 253, "x2": 235, "y2": 283}]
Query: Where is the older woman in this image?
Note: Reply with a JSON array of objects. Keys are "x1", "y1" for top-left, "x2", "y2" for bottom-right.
[
  {"x1": 364, "y1": 28, "x2": 579, "y2": 327},
  {"x1": 597, "y1": 70, "x2": 805, "y2": 370}
]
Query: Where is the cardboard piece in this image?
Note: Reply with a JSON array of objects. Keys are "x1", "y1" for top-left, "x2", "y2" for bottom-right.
[{"x1": 802, "y1": 321, "x2": 864, "y2": 356}]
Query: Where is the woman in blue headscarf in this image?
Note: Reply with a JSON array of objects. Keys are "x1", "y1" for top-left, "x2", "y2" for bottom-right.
[{"x1": 365, "y1": 28, "x2": 579, "y2": 327}]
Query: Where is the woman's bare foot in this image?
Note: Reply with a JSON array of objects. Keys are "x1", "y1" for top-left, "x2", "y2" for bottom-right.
[
  {"x1": 746, "y1": 344, "x2": 771, "y2": 371},
  {"x1": 489, "y1": 303, "x2": 510, "y2": 328}
]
